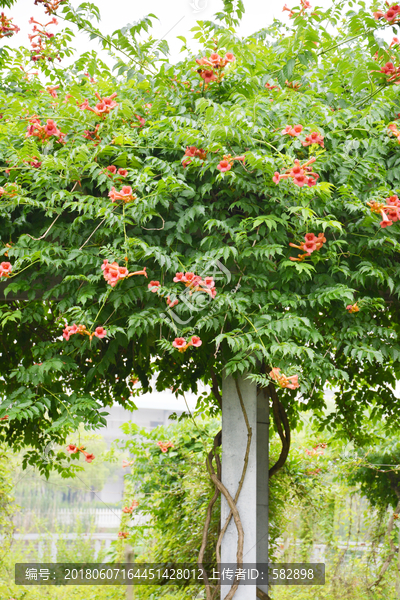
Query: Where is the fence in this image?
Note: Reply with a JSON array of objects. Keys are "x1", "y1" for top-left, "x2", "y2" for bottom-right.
[{"x1": 13, "y1": 507, "x2": 132, "y2": 530}]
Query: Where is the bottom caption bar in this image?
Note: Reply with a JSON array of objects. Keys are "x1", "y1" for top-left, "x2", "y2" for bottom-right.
[{"x1": 15, "y1": 563, "x2": 325, "y2": 586}]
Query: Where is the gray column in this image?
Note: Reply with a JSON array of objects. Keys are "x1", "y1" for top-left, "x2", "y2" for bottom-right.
[
  {"x1": 221, "y1": 375, "x2": 269, "y2": 599},
  {"x1": 257, "y1": 387, "x2": 270, "y2": 595}
]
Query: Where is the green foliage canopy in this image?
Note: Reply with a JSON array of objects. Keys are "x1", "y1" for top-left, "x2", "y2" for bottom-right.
[{"x1": 1, "y1": 0, "x2": 400, "y2": 467}]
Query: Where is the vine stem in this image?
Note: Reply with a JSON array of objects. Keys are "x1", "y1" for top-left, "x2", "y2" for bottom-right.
[
  {"x1": 6, "y1": 259, "x2": 41, "y2": 279},
  {"x1": 239, "y1": 311, "x2": 267, "y2": 351},
  {"x1": 90, "y1": 287, "x2": 113, "y2": 333},
  {"x1": 355, "y1": 83, "x2": 388, "y2": 109},
  {"x1": 198, "y1": 379, "x2": 272, "y2": 600},
  {"x1": 24, "y1": 182, "x2": 80, "y2": 242},
  {"x1": 267, "y1": 384, "x2": 291, "y2": 479},
  {"x1": 56, "y1": 12, "x2": 157, "y2": 75},
  {"x1": 207, "y1": 460, "x2": 244, "y2": 600},
  {"x1": 41, "y1": 386, "x2": 73, "y2": 420},
  {"x1": 215, "y1": 380, "x2": 252, "y2": 567},
  {"x1": 199, "y1": 431, "x2": 222, "y2": 600},
  {"x1": 251, "y1": 136, "x2": 287, "y2": 159},
  {"x1": 123, "y1": 204, "x2": 128, "y2": 264},
  {"x1": 25, "y1": 214, "x2": 61, "y2": 241},
  {"x1": 79, "y1": 219, "x2": 106, "y2": 250},
  {"x1": 368, "y1": 499, "x2": 400, "y2": 589}
]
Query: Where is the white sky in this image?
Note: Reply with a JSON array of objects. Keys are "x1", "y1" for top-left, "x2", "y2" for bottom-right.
[{"x1": 5, "y1": 0, "x2": 334, "y2": 67}]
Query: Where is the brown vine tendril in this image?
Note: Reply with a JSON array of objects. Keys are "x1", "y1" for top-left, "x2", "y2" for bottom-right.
[
  {"x1": 200, "y1": 379, "x2": 273, "y2": 600},
  {"x1": 207, "y1": 454, "x2": 244, "y2": 600},
  {"x1": 198, "y1": 430, "x2": 222, "y2": 600},
  {"x1": 140, "y1": 214, "x2": 165, "y2": 231},
  {"x1": 256, "y1": 587, "x2": 271, "y2": 599}
]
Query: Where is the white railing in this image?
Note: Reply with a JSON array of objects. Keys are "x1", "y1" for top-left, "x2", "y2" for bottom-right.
[{"x1": 56, "y1": 508, "x2": 122, "y2": 528}]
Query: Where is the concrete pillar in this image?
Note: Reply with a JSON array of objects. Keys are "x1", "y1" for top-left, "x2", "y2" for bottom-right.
[{"x1": 221, "y1": 375, "x2": 269, "y2": 599}]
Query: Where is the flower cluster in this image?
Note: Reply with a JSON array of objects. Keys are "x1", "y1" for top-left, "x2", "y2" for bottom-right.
[
  {"x1": 122, "y1": 500, "x2": 139, "y2": 513},
  {"x1": 0, "y1": 12, "x2": 20, "y2": 39},
  {"x1": 0, "y1": 184, "x2": 19, "y2": 198},
  {"x1": 166, "y1": 295, "x2": 179, "y2": 308},
  {"x1": 83, "y1": 124, "x2": 101, "y2": 143},
  {"x1": 122, "y1": 459, "x2": 134, "y2": 468},
  {"x1": 196, "y1": 52, "x2": 235, "y2": 69},
  {"x1": 27, "y1": 156, "x2": 42, "y2": 168},
  {"x1": 289, "y1": 232, "x2": 326, "y2": 262},
  {"x1": 83, "y1": 71, "x2": 96, "y2": 83},
  {"x1": 0, "y1": 261, "x2": 12, "y2": 278},
  {"x1": 66, "y1": 444, "x2": 95, "y2": 463},
  {"x1": 34, "y1": 0, "x2": 65, "y2": 15},
  {"x1": 182, "y1": 146, "x2": 207, "y2": 168},
  {"x1": 305, "y1": 442, "x2": 327, "y2": 456},
  {"x1": 282, "y1": 125, "x2": 324, "y2": 147},
  {"x1": 217, "y1": 154, "x2": 245, "y2": 172},
  {"x1": 133, "y1": 114, "x2": 145, "y2": 127},
  {"x1": 302, "y1": 131, "x2": 324, "y2": 147},
  {"x1": 283, "y1": 0, "x2": 312, "y2": 17},
  {"x1": 270, "y1": 367, "x2": 299, "y2": 390},
  {"x1": 380, "y1": 61, "x2": 400, "y2": 83},
  {"x1": 105, "y1": 165, "x2": 128, "y2": 177},
  {"x1": 388, "y1": 122, "x2": 400, "y2": 143},
  {"x1": 265, "y1": 82, "x2": 280, "y2": 90},
  {"x1": 373, "y1": 3, "x2": 400, "y2": 21},
  {"x1": 282, "y1": 124, "x2": 303, "y2": 137},
  {"x1": 29, "y1": 17, "x2": 60, "y2": 62},
  {"x1": 26, "y1": 116, "x2": 65, "y2": 143},
  {"x1": 286, "y1": 80, "x2": 303, "y2": 90},
  {"x1": 79, "y1": 92, "x2": 118, "y2": 117},
  {"x1": 45, "y1": 84, "x2": 59, "y2": 99},
  {"x1": 172, "y1": 336, "x2": 202, "y2": 352},
  {"x1": 273, "y1": 157, "x2": 319, "y2": 187},
  {"x1": 148, "y1": 280, "x2": 160, "y2": 292},
  {"x1": 102, "y1": 260, "x2": 147, "y2": 287},
  {"x1": 196, "y1": 52, "x2": 235, "y2": 85},
  {"x1": 63, "y1": 323, "x2": 107, "y2": 341},
  {"x1": 108, "y1": 186, "x2": 135, "y2": 203},
  {"x1": 157, "y1": 440, "x2": 174, "y2": 453},
  {"x1": 367, "y1": 195, "x2": 400, "y2": 227},
  {"x1": 118, "y1": 532, "x2": 129, "y2": 539},
  {"x1": 173, "y1": 272, "x2": 217, "y2": 298},
  {"x1": 346, "y1": 303, "x2": 359, "y2": 313}
]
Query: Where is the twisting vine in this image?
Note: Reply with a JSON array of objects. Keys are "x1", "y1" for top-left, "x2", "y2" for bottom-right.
[
  {"x1": 198, "y1": 378, "x2": 273, "y2": 600},
  {"x1": 215, "y1": 380, "x2": 253, "y2": 567},
  {"x1": 267, "y1": 383, "x2": 291, "y2": 479}
]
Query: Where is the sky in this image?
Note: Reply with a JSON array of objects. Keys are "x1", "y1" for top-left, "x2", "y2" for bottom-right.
[{"x1": 5, "y1": 0, "x2": 334, "y2": 67}]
